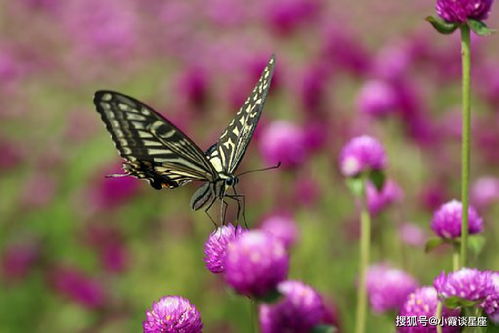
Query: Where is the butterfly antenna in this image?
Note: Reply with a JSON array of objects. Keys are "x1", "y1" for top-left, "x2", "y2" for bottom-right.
[{"x1": 237, "y1": 162, "x2": 281, "y2": 177}]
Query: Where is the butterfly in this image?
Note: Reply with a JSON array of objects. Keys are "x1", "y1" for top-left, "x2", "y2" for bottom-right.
[{"x1": 93, "y1": 55, "x2": 276, "y2": 224}]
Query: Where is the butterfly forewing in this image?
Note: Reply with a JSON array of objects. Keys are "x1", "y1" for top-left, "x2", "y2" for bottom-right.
[
  {"x1": 94, "y1": 91, "x2": 217, "y2": 189},
  {"x1": 207, "y1": 56, "x2": 276, "y2": 174}
]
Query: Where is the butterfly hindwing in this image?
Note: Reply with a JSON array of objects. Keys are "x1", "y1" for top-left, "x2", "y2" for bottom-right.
[
  {"x1": 94, "y1": 91, "x2": 217, "y2": 189},
  {"x1": 207, "y1": 56, "x2": 276, "y2": 174}
]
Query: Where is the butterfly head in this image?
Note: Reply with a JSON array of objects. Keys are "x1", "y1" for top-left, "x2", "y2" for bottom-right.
[{"x1": 222, "y1": 174, "x2": 239, "y2": 189}]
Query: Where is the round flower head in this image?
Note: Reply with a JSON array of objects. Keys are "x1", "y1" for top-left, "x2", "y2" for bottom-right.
[
  {"x1": 399, "y1": 286, "x2": 460, "y2": 332},
  {"x1": 434, "y1": 268, "x2": 495, "y2": 303},
  {"x1": 482, "y1": 271, "x2": 499, "y2": 320},
  {"x1": 224, "y1": 230, "x2": 289, "y2": 298},
  {"x1": 357, "y1": 80, "x2": 399, "y2": 118},
  {"x1": 259, "y1": 280, "x2": 329, "y2": 333},
  {"x1": 259, "y1": 121, "x2": 307, "y2": 169},
  {"x1": 339, "y1": 135, "x2": 386, "y2": 177},
  {"x1": 436, "y1": 0, "x2": 493, "y2": 23},
  {"x1": 431, "y1": 200, "x2": 483, "y2": 239},
  {"x1": 259, "y1": 213, "x2": 299, "y2": 249},
  {"x1": 471, "y1": 177, "x2": 499, "y2": 209},
  {"x1": 398, "y1": 222, "x2": 426, "y2": 247},
  {"x1": 143, "y1": 296, "x2": 202, "y2": 333},
  {"x1": 366, "y1": 264, "x2": 418, "y2": 313},
  {"x1": 366, "y1": 179, "x2": 404, "y2": 216},
  {"x1": 203, "y1": 224, "x2": 247, "y2": 274}
]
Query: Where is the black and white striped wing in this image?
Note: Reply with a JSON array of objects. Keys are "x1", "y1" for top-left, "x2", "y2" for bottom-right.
[
  {"x1": 207, "y1": 56, "x2": 275, "y2": 174},
  {"x1": 94, "y1": 90, "x2": 217, "y2": 189}
]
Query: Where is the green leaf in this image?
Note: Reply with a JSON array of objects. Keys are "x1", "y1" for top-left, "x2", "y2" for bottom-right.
[
  {"x1": 468, "y1": 19, "x2": 495, "y2": 36},
  {"x1": 312, "y1": 325, "x2": 337, "y2": 333},
  {"x1": 346, "y1": 176, "x2": 364, "y2": 197},
  {"x1": 425, "y1": 237, "x2": 445, "y2": 253},
  {"x1": 443, "y1": 296, "x2": 478, "y2": 309},
  {"x1": 426, "y1": 16, "x2": 459, "y2": 34},
  {"x1": 467, "y1": 235, "x2": 486, "y2": 256},
  {"x1": 257, "y1": 289, "x2": 283, "y2": 304},
  {"x1": 369, "y1": 169, "x2": 385, "y2": 191}
]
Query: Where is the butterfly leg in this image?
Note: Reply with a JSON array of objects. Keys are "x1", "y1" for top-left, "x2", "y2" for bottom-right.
[
  {"x1": 220, "y1": 199, "x2": 229, "y2": 225},
  {"x1": 204, "y1": 198, "x2": 219, "y2": 228}
]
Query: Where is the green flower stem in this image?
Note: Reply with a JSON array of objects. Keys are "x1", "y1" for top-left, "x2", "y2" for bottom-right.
[
  {"x1": 453, "y1": 244, "x2": 460, "y2": 271},
  {"x1": 463, "y1": 306, "x2": 484, "y2": 333},
  {"x1": 436, "y1": 301, "x2": 443, "y2": 333},
  {"x1": 460, "y1": 24, "x2": 471, "y2": 270},
  {"x1": 355, "y1": 173, "x2": 371, "y2": 333}
]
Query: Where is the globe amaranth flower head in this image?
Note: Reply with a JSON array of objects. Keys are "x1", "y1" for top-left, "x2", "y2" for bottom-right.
[
  {"x1": 203, "y1": 224, "x2": 247, "y2": 274},
  {"x1": 436, "y1": 0, "x2": 493, "y2": 23},
  {"x1": 482, "y1": 271, "x2": 499, "y2": 323},
  {"x1": 143, "y1": 295, "x2": 203, "y2": 333},
  {"x1": 366, "y1": 179, "x2": 404, "y2": 216},
  {"x1": 398, "y1": 286, "x2": 461, "y2": 333},
  {"x1": 339, "y1": 135, "x2": 387, "y2": 177},
  {"x1": 259, "y1": 280, "x2": 333, "y2": 333},
  {"x1": 224, "y1": 230, "x2": 289, "y2": 298},
  {"x1": 434, "y1": 268, "x2": 495, "y2": 303},
  {"x1": 357, "y1": 80, "x2": 399, "y2": 118},
  {"x1": 431, "y1": 200, "x2": 483, "y2": 239},
  {"x1": 366, "y1": 263, "x2": 419, "y2": 313}
]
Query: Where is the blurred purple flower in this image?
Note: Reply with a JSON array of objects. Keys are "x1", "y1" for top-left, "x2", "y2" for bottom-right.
[
  {"x1": 299, "y1": 63, "x2": 331, "y2": 116},
  {"x1": 1, "y1": 241, "x2": 39, "y2": 282},
  {"x1": 143, "y1": 296, "x2": 203, "y2": 333},
  {"x1": 320, "y1": 26, "x2": 371, "y2": 77},
  {"x1": 205, "y1": 0, "x2": 251, "y2": 27},
  {"x1": 339, "y1": 135, "x2": 387, "y2": 177},
  {"x1": 203, "y1": 224, "x2": 247, "y2": 274},
  {"x1": 88, "y1": 164, "x2": 140, "y2": 211},
  {"x1": 16, "y1": 0, "x2": 60, "y2": 13},
  {"x1": 357, "y1": 80, "x2": 399, "y2": 118},
  {"x1": 63, "y1": 0, "x2": 138, "y2": 60},
  {"x1": 434, "y1": 268, "x2": 494, "y2": 303},
  {"x1": 176, "y1": 66, "x2": 209, "y2": 111},
  {"x1": 259, "y1": 280, "x2": 333, "y2": 333},
  {"x1": 366, "y1": 264, "x2": 418, "y2": 313},
  {"x1": 293, "y1": 176, "x2": 321, "y2": 207},
  {"x1": 471, "y1": 176, "x2": 499, "y2": 209},
  {"x1": 0, "y1": 46, "x2": 25, "y2": 89},
  {"x1": 482, "y1": 272, "x2": 499, "y2": 321},
  {"x1": 259, "y1": 121, "x2": 307, "y2": 169},
  {"x1": 85, "y1": 225, "x2": 128, "y2": 273},
  {"x1": 431, "y1": 200, "x2": 483, "y2": 239},
  {"x1": 0, "y1": 139, "x2": 24, "y2": 170},
  {"x1": 264, "y1": 0, "x2": 320, "y2": 36},
  {"x1": 419, "y1": 182, "x2": 448, "y2": 211},
  {"x1": 398, "y1": 223, "x2": 426, "y2": 247},
  {"x1": 259, "y1": 213, "x2": 299, "y2": 250},
  {"x1": 398, "y1": 286, "x2": 460, "y2": 332},
  {"x1": 436, "y1": 0, "x2": 493, "y2": 23},
  {"x1": 367, "y1": 179, "x2": 404, "y2": 216},
  {"x1": 50, "y1": 266, "x2": 105, "y2": 309},
  {"x1": 372, "y1": 43, "x2": 413, "y2": 82},
  {"x1": 224, "y1": 230, "x2": 289, "y2": 298},
  {"x1": 302, "y1": 121, "x2": 328, "y2": 152}
]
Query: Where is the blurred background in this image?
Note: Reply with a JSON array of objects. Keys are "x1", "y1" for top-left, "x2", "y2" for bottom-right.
[{"x1": 1, "y1": 0, "x2": 498, "y2": 331}]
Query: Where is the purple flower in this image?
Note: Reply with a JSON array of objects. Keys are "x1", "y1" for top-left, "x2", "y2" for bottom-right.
[
  {"x1": 366, "y1": 179, "x2": 404, "y2": 216},
  {"x1": 143, "y1": 296, "x2": 203, "y2": 333},
  {"x1": 398, "y1": 223, "x2": 426, "y2": 247},
  {"x1": 372, "y1": 43, "x2": 413, "y2": 82},
  {"x1": 339, "y1": 135, "x2": 387, "y2": 177},
  {"x1": 302, "y1": 121, "x2": 328, "y2": 151},
  {"x1": 367, "y1": 264, "x2": 418, "y2": 313},
  {"x1": 50, "y1": 266, "x2": 105, "y2": 309},
  {"x1": 357, "y1": 80, "x2": 399, "y2": 118},
  {"x1": 203, "y1": 224, "x2": 247, "y2": 274},
  {"x1": 398, "y1": 286, "x2": 460, "y2": 332},
  {"x1": 259, "y1": 213, "x2": 299, "y2": 249},
  {"x1": 264, "y1": 0, "x2": 320, "y2": 36},
  {"x1": 224, "y1": 230, "x2": 289, "y2": 298},
  {"x1": 0, "y1": 139, "x2": 24, "y2": 170},
  {"x1": 434, "y1": 268, "x2": 495, "y2": 303},
  {"x1": 299, "y1": 63, "x2": 331, "y2": 116},
  {"x1": 471, "y1": 176, "x2": 499, "y2": 209},
  {"x1": 1, "y1": 241, "x2": 39, "y2": 282},
  {"x1": 176, "y1": 66, "x2": 209, "y2": 110},
  {"x1": 431, "y1": 200, "x2": 483, "y2": 239},
  {"x1": 259, "y1": 121, "x2": 307, "y2": 169},
  {"x1": 259, "y1": 280, "x2": 331, "y2": 333},
  {"x1": 436, "y1": 0, "x2": 493, "y2": 23},
  {"x1": 482, "y1": 272, "x2": 499, "y2": 321},
  {"x1": 293, "y1": 176, "x2": 321, "y2": 207}
]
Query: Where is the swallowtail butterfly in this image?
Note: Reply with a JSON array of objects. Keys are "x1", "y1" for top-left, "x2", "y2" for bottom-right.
[{"x1": 93, "y1": 56, "x2": 276, "y2": 223}]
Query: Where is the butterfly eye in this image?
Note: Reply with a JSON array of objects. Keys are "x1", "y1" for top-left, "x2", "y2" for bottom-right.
[{"x1": 225, "y1": 178, "x2": 234, "y2": 186}]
